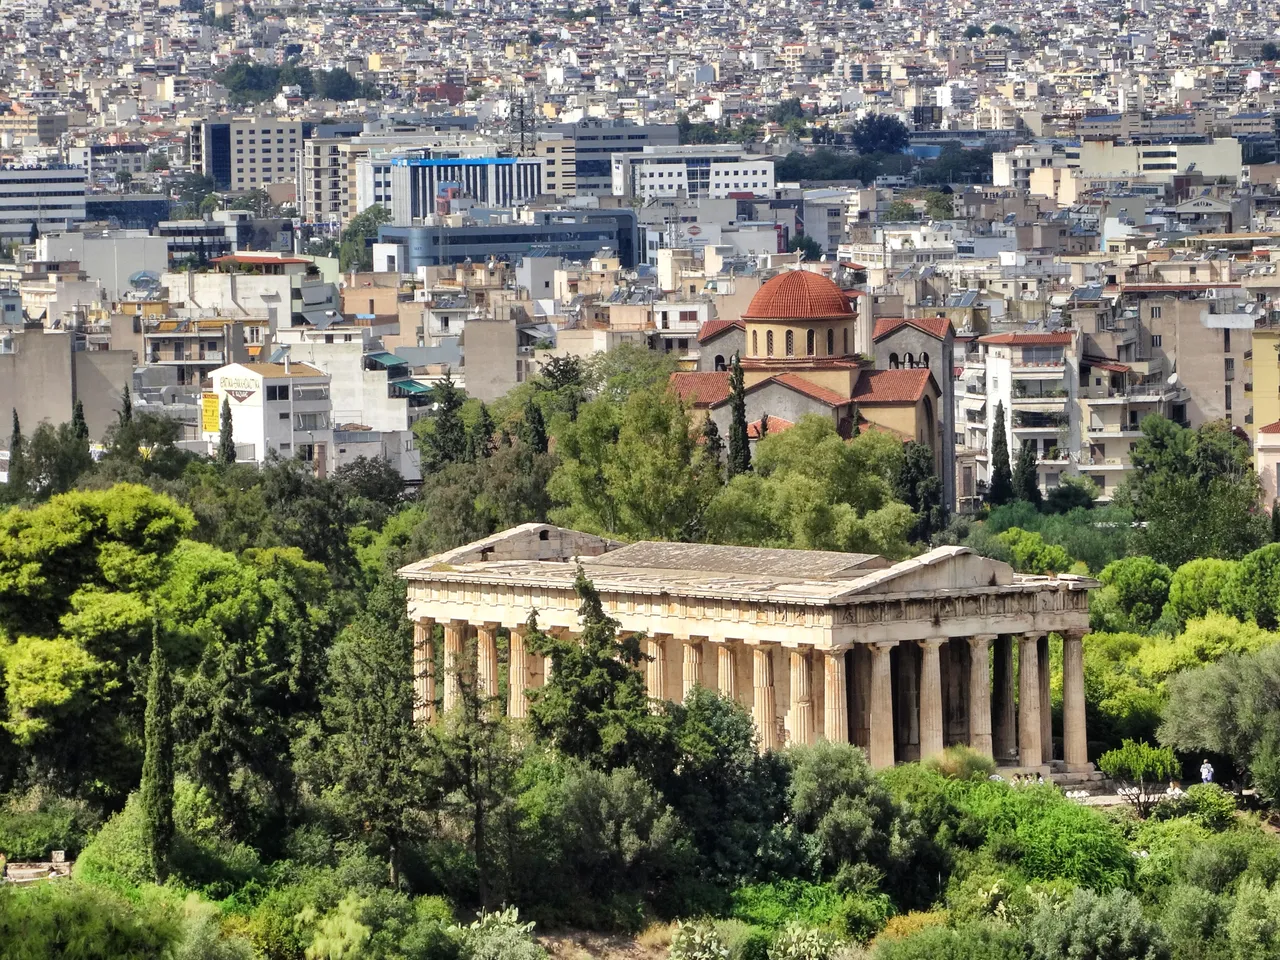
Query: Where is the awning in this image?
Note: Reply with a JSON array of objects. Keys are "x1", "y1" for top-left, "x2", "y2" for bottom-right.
[
  {"x1": 391, "y1": 378, "x2": 433, "y2": 395},
  {"x1": 366, "y1": 351, "x2": 410, "y2": 368}
]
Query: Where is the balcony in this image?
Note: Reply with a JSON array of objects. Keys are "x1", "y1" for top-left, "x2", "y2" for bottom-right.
[
  {"x1": 149, "y1": 350, "x2": 224, "y2": 364},
  {"x1": 1012, "y1": 411, "x2": 1068, "y2": 431},
  {"x1": 1087, "y1": 423, "x2": 1142, "y2": 437}
]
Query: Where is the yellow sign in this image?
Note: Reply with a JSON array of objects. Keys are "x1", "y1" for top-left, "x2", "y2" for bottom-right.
[{"x1": 202, "y1": 393, "x2": 220, "y2": 434}]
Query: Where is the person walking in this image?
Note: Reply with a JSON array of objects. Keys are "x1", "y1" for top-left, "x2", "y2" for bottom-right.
[{"x1": 1200, "y1": 759, "x2": 1214, "y2": 784}]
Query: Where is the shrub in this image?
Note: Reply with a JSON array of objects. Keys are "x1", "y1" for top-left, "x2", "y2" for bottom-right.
[
  {"x1": 0, "y1": 880, "x2": 182, "y2": 958},
  {"x1": 1221, "y1": 543, "x2": 1280, "y2": 628},
  {"x1": 0, "y1": 790, "x2": 100, "y2": 860},
  {"x1": 1182, "y1": 783, "x2": 1236, "y2": 831},
  {"x1": 730, "y1": 881, "x2": 847, "y2": 932},
  {"x1": 1183, "y1": 831, "x2": 1255, "y2": 894},
  {"x1": 713, "y1": 920, "x2": 769, "y2": 960},
  {"x1": 1026, "y1": 887, "x2": 1169, "y2": 960},
  {"x1": 1098, "y1": 740, "x2": 1178, "y2": 818},
  {"x1": 876, "y1": 912, "x2": 946, "y2": 942},
  {"x1": 771, "y1": 922, "x2": 842, "y2": 960},
  {"x1": 73, "y1": 794, "x2": 153, "y2": 891},
  {"x1": 836, "y1": 893, "x2": 893, "y2": 943},
  {"x1": 1159, "y1": 885, "x2": 1229, "y2": 960},
  {"x1": 670, "y1": 919, "x2": 730, "y2": 960},
  {"x1": 452, "y1": 906, "x2": 545, "y2": 960},
  {"x1": 925, "y1": 745, "x2": 995, "y2": 781},
  {"x1": 872, "y1": 922, "x2": 1026, "y2": 960},
  {"x1": 993, "y1": 528, "x2": 1072, "y2": 575}
]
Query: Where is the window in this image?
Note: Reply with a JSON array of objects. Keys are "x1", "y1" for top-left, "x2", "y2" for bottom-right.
[
  {"x1": 920, "y1": 352, "x2": 929, "y2": 368},
  {"x1": 1226, "y1": 358, "x2": 1235, "y2": 381},
  {"x1": 279, "y1": 412, "x2": 289, "y2": 421},
  {"x1": 752, "y1": 330, "x2": 758, "y2": 355},
  {"x1": 905, "y1": 352, "x2": 914, "y2": 367},
  {"x1": 1152, "y1": 334, "x2": 1163, "y2": 347},
  {"x1": 266, "y1": 384, "x2": 289, "y2": 402},
  {"x1": 889, "y1": 352, "x2": 900, "y2": 369},
  {"x1": 785, "y1": 331, "x2": 794, "y2": 356},
  {"x1": 843, "y1": 329, "x2": 849, "y2": 355},
  {"x1": 827, "y1": 328, "x2": 835, "y2": 356},
  {"x1": 1224, "y1": 328, "x2": 1232, "y2": 352},
  {"x1": 767, "y1": 331, "x2": 774, "y2": 357},
  {"x1": 1225, "y1": 384, "x2": 1233, "y2": 411},
  {"x1": 1150, "y1": 305, "x2": 1161, "y2": 319},
  {"x1": 806, "y1": 329, "x2": 815, "y2": 356}
]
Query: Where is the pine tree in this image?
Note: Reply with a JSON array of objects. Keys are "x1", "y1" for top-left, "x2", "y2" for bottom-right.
[
  {"x1": 218, "y1": 397, "x2": 236, "y2": 464},
  {"x1": 1012, "y1": 441, "x2": 1042, "y2": 506},
  {"x1": 119, "y1": 385, "x2": 133, "y2": 425},
  {"x1": 727, "y1": 353, "x2": 750, "y2": 477},
  {"x1": 71, "y1": 399, "x2": 89, "y2": 441},
  {"x1": 987, "y1": 401, "x2": 1014, "y2": 506},
  {"x1": 523, "y1": 397, "x2": 548, "y2": 454},
  {"x1": 140, "y1": 622, "x2": 175, "y2": 883}
]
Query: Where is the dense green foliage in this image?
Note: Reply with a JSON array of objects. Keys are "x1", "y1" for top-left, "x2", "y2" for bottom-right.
[{"x1": 215, "y1": 60, "x2": 380, "y2": 103}]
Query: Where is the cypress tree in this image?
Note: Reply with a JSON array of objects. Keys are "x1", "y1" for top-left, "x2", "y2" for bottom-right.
[
  {"x1": 523, "y1": 397, "x2": 548, "y2": 454},
  {"x1": 1272, "y1": 499, "x2": 1280, "y2": 543},
  {"x1": 7, "y1": 409, "x2": 24, "y2": 493},
  {"x1": 71, "y1": 399, "x2": 89, "y2": 441},
  {"x1": 119, "y1": 385, "x2": 133, "y2": 425},
  {"x1": 140, "y1": 622, "x2": 175, "y2": 883},
  {"x1": 218, "y1": 397, "x2": 236, "y2": 464},
  {"x1": 850, "y1": 402, "x2": 861, "y2": 437},
  {"x1": 1012, "y1": 441, "x2": 1042, "y2": 506},
  {"x1": 701, "y1": 416, "x2": 725, "y2": 474},
  {"x1": 727, "y1": 353, "x2": 750, "y2": 477},
  {"x1": 988, "y1": 401, "x2": 1014, "y2": 506},
  {"x1": 471, "y1": 402, "x2": 495, "y2": 460}
]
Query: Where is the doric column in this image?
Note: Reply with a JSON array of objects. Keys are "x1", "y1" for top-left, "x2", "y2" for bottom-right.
[
  {"x1": 412, "y1": 619, "x2": 435, "y2": 725},
  {"x1": 823, "y1": 650, "x2": 848, "y2": 744},
  {"x1": 717, "y1": 644, "x2": 737, "y2": 702},
  {"x1": 789, "y1": 648, "x2": 814, "y2": 746},
  {"x1": 508, "y1": 625, "x2": 529, "y2": 719},
  {"x1": 443, "y1": 619, "x2": 467, "y2": 714},
  {"x1": 992, "y1": 635, "x2": 1017, "y2": 761},
  {"x1": 682, "y1": 638, "x2": 704, "y2": 698},
  {"x1": 645, "y1": 634, "x2": 668, "y2": 702},
  {"x1": 869, "y1": 641, "x2": 897, "y2": 769},
  {"x1": 967, "y1": 635, "x2": 995, "y2": 758},
  {"x1": 1018, "y1": 634, "x2": 1043, "y2": 768},
  {"x1": 1062, "y1": 630, "x2": 1089, "y2": 769},
  {"x1": 898, "y1": 641, "x2": 919, "y2": 749},
  {"x1": 476, "y1": 622, "x2": 499, "y2": 702},
  {"x1": 918, "y1": 638, "x2": 945, "y2": 761},
  {"x1": 752, "y1": 645, "x2": 778, "y2": 751},
  {"x1": 1038, "y1": 634, "x2": 1053, "y2": 762}
]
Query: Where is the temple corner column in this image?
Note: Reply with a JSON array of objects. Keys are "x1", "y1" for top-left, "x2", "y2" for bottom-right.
[
  {"x1": 869, "y1": 641, "x2": 897, "y2": 770},
  {"x1": 1062, "y1": 628, "x2": 1090, "y2": 771},
  {"x1": 645, "y1": 633, "x2": 669, "y2": 705}
]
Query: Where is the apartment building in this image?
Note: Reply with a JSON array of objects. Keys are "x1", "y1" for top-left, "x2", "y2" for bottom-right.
[
  {"x1": 193, "y1": 117, "x2": 303, "y2": 191},
  {"x1": 144, "y1": 317, "x2": 250, "y2": 388},
  {"x1": 551, "y1": 119, "x2": 679, "y2": 196},
  {"x1": 612, "y1": 145, "x2": 776, "y2": 202},
  {"x1": 204, "y1": 360, "x2": 334, "y2": 473},
  {"x1": 386, "y1": 154, "x2": 544, "y2": 220},
  {"x1": 67, "y1": 143, "x2": 150, "y2": 182},
  {"x1": 0, "y1": 165, "x2": 88, "y2": 239},
  {"x1": 534, "y1": 134, "x2": 577, "y2": 199}
]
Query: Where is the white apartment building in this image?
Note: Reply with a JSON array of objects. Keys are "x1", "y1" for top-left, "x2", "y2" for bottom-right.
[
  {"x1": 612, "y1": 145, "x2": 775, "y2": 201},
  {"x1": 0, "y1": 165, "x2": 87, "y2": 239},
  {"x1": 273, "y1": 327, "x2": 425, "y2": 481},
  {"x1": 204, "y1": 360, "x2": 334, "y2": 473},
  {"x1": 194, "y1": 117, "x2": 303, "y2": 192}
]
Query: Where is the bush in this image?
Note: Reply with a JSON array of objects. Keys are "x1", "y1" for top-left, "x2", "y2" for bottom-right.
[
  {"x1": 451, "y1": 906, "x2": 543, "y2": 960},
  {"x1": 670, "y1": 919, "x2": 730, "y2": 960},
  {"x1": 0, "y1": 790, "x2": 100, "y2": 860},
  {"x1": 771, "y1": 922, "x2": 841, "y2": 960},
  {"x1": 73, "y1": 794, "x2": 153, "y2": 891},
  {"x1": 0, "y1": 880, "x2": 182, "y2": 959},
  {"x1": 1182, "y1": 784, "x2": 1236, "y2": 831},
  {"x1": 872, "y1": 922, "x2": 1026, "y2": 960},
  {"x1": 1221, "y1": 543, "x2": 1280, "y2": 629},
  {"x1": 993, "y1": 528, "x2": 1072, "y2": 575},
  {"x1": 925, "y1": 745, "x2": 995, "y2": 781},
  {"x1": 1025, "y1": 887, "x2": 1169, "y2": 960},
  {"x1": 1091, "y1": 557, "x2": 1174, "y2": 633},
  {"x1": 876, "y1": 912, "x2": 946, "y2": 941},
  {"x1": 730, "y1": 881, "x2": 848, "y2": 932},
  {"x1": 713, "y1": 920, "x2": 770, "y2": 960},
  {"x1": 1097, "y1": 740, "x2": 1178, "y2": 818}
]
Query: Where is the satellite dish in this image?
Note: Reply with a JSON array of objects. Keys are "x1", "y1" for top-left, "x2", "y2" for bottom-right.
[
  {"x1": 1167, "y1": 372, "x2": 1178, "y2": 385},
  {"x1": 128, "y1": 270, "x2": 160, "y2": 290}
]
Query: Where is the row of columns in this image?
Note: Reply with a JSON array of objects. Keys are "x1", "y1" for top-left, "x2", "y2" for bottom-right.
[{"x1": 412, "y1": 619, "x2": 1088, "y2": 771}]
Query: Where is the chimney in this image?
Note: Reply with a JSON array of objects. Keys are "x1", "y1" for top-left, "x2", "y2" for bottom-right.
[{"x1": 284, "y1": 353, "x2": 291, "y2": 374}]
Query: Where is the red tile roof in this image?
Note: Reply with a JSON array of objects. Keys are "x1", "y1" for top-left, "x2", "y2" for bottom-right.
[
  {"x1": 669, "y1": 371, "x2": 731, "y2": 406},
  {"x1": 852, "y1": 368, "x2": 933, "y2": 404},
  {"x1": 762, "y1": 372, "x2": 853, "y2": 407},
  {"x1": 1259, "y1": 420, "x2": 1280, "y2": 434},
  {"x1": 743, "y1": 270, "x2": 854, "y2": 321},
  {"x1": 697, "y1": 317, "x2": 745, "y2": 343},
  {"x1": 748, "y1": 417, "x2": 795, "y2": 439},
  {"x1": 978, "y1": 332, "x2": 1074, "y2": 345},
  {"x1": 873, "y1": 316, "x2": 953, "y2": 341}
]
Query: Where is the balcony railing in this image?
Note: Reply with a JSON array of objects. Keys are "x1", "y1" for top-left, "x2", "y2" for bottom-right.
[{"x1": 1013, "y1": 411, "x2": 1068, "y2": 428}]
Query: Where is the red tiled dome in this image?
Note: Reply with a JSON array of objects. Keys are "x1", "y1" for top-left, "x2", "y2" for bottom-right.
[{"x1": 742, "y1": 270, "x2": 854, "y2": 321}]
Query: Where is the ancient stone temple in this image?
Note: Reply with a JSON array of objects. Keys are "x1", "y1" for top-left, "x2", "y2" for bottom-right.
[{"x1": 398, "y1": 523, "x2": 1097, "y2": 773}]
